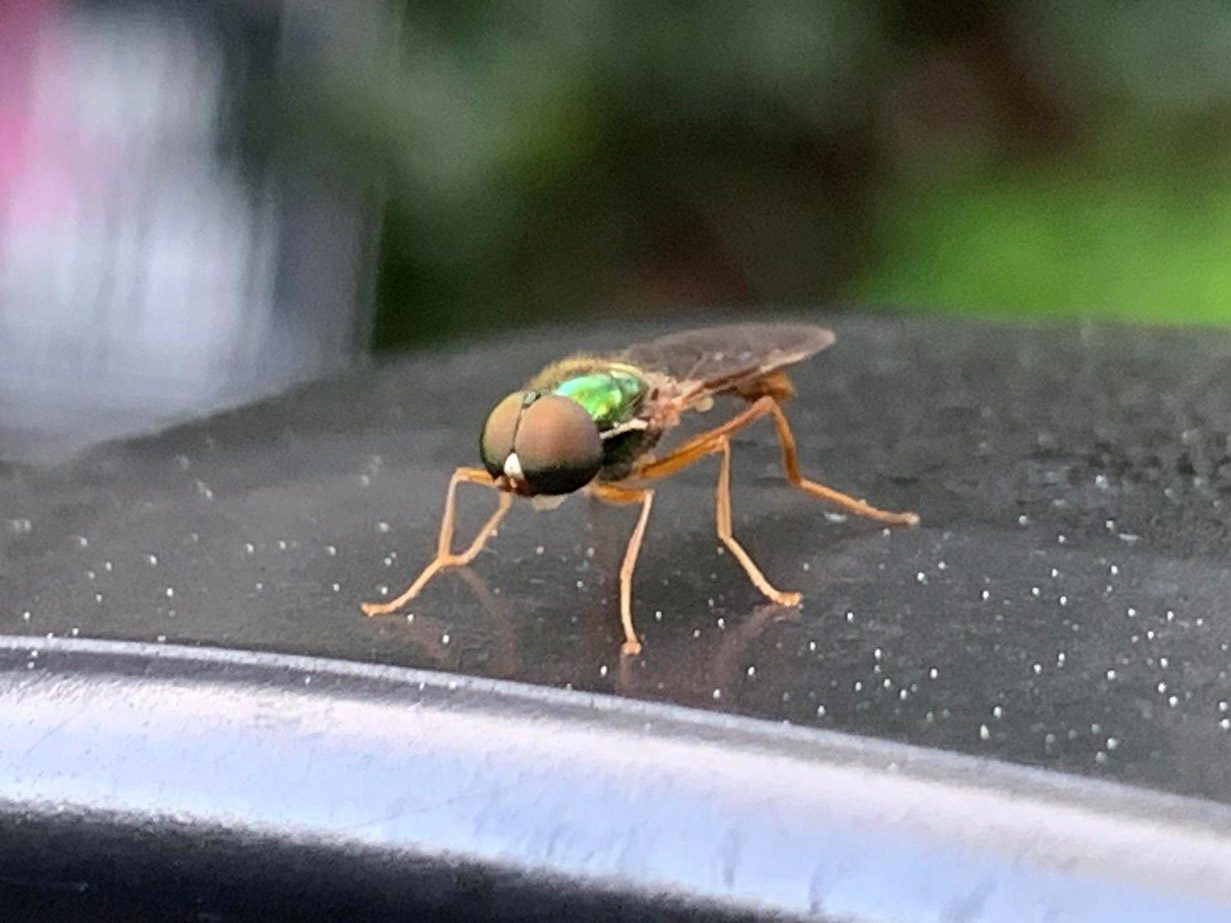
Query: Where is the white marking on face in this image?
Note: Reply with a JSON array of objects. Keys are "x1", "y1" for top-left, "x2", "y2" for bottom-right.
[{"x1": 504, "y1": 452, "x2": 524, "y2": 479}]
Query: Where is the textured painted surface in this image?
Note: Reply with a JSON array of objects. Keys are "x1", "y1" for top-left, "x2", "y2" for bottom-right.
[{"x1": 3, "y1": 312, "x2": 1231, "y2": 807}]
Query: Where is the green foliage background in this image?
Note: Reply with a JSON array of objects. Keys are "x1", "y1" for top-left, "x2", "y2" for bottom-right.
[{"x1": 262, "y1": 0, "x2": 1231, "y2": 348}]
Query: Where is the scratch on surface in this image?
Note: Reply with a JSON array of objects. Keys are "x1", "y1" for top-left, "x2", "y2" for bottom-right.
[{"x1": 720, "y1": 827, "x2": 740, "y2": 889}]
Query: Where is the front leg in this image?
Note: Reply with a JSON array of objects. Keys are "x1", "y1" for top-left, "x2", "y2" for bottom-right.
[{"x1": 361, "y1": 466, "x2": 512, "y2": 617}]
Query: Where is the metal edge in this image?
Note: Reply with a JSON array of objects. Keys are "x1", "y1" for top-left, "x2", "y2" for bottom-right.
[{"x1": 0, "y1": 635, "x2": 1228, "y2": 921}]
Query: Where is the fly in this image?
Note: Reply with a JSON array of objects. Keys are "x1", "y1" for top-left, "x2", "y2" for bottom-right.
[{"x1": 361, "y1": 323, "x2": 920, "y2": 655}]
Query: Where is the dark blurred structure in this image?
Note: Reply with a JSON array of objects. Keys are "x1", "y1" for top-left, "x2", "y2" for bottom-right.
[{"x1": 258, "y1": 0, "x2": 1231, "y2": 348}]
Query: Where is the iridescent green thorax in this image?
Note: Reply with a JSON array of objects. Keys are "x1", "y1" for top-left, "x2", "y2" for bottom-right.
[{"x1": 552, "y1": 370, "x2": 645, "y2": 431}]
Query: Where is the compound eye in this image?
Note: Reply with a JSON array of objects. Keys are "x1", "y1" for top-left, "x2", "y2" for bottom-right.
[
  {"x1": 479, "y1": 392, "x2": 526, "y2": 479},
  {"x1": 514, "y1": 394, "x2": 603, "y2": 496}
]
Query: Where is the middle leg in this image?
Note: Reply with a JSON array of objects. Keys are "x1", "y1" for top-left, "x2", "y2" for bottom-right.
[
  {"x1": 588, "y1": 482, "x2": 655, "y2": 656},
  {"x1": 714, "y1": 436, "x2": 802, "y2": 606},
  {"x1": 624, "y1": 432, "x2": 805, "y2": 608}
]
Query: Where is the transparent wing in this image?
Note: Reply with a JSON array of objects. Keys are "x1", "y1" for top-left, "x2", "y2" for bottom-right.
[{"x1": 617, "y1": 323, "x2": 835, "y2": 395}]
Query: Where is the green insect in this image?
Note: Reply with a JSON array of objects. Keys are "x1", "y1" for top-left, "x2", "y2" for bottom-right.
[{"x1": 362, "y1": 323, "x2": 919, "y2": 655}]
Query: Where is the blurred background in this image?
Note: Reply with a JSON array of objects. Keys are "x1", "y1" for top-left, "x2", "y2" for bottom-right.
[{"x1": 2, "y1": 0, "x2": 1228, "y2": 461}]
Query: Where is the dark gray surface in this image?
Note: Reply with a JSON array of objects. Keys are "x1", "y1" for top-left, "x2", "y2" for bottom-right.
[
  {"x1": 3, "y1": 313, "x2": 1231, "y2": 804},
  {"x1": 1, "y1": 636, "x2": 1229, "y2": 922}
]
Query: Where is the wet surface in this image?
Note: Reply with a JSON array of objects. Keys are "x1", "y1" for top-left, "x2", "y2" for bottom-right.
[{"x1": 3, "y1": 314, "x2": 1231, "y2": 803}]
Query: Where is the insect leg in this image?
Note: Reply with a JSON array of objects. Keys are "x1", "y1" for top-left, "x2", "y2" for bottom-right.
[
  {"x1": 636, "y1": 397, "x2": 918, "y2": 526},
  {"x1": 630, "y1": 432, "x2": 804, "y2": 607},
  {"x1": 715, "y1": 436, "x2": 802, "y2": 606},
  {"x1": 361, "y1": 466, "x2": 512, "y2": 617},
  {"x1": 589, "y1": 482, "x2": 655, "y2": 656},
  {"x1": 760, "y1": 398, "x2": 920, "y2": 526}
]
